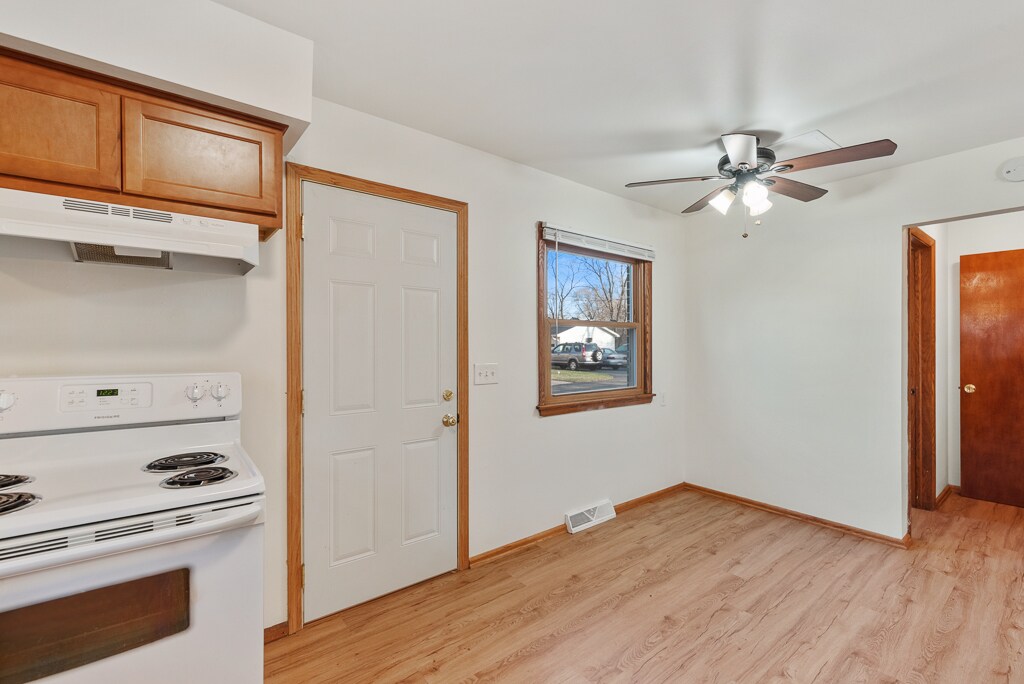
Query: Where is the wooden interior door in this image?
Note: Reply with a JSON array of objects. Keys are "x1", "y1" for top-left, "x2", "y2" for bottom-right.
[
  {"x1": 122, "y1": 97, "x2": 280, "y2": 215},
  {"x1": 960, "y1": 248, "x2": 1024, "y2": 507},
  {"x1": 907, "y1": 228, "x2": 936, "y2": 510},
  {"x1": 301, "y1": 180, "x2": 459, "y2": 622},
  {"x1": 0, "y1": 54, "x2": 121, "y2": 190}
]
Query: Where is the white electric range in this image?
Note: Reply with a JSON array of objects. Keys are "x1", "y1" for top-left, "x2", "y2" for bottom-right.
[{"x1": 0, "y1": 373, "x2": 265, "y2": 683}]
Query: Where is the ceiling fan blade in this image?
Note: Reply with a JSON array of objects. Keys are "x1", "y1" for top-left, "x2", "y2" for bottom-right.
[
  {"x1": 764, "y1": 177, "x2": 828, "y2": 202},
  {"x1": 722, "y1": 134, "x2": 758, "y2": 169},
  {"x1": 772, "y1": 139, "x2": 897, "y2": 174},
  {"x1": 625, "y1": 175, "x2": 725, "y2": 188},
  {"x1": 682, "y1": 185, "x2": 734, "y2": 214}
]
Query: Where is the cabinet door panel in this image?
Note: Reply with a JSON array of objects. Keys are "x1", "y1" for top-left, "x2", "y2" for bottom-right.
[
  {"x1": 123, "y1": 98, "x2": 280, "y2": 215},
  {"x1": 0, "y1": 56, "x2": 121, "y2": 190}
]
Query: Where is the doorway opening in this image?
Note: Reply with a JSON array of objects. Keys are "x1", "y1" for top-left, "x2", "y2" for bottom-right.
[{"x1": 904, "y1": 207, "x2": 1024, "y2": 536}]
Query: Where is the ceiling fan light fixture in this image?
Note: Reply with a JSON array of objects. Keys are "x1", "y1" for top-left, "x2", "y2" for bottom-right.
[
  {"x1": 709, "y1": 188, "x2": 736, "y2": 215},
  {"x1": 742, "y1": 181, "x2": 769, "y2": 207},
  {"x1": 748, "y1": 198, "x2": 773, "y2": 216},
  {"x1": 626, "y1": 135, "x2": 895, "y2": 216}
]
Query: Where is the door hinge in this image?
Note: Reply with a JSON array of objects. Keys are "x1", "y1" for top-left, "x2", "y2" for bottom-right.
[
  {"x1": 301, "y1": 389, "x2": 305, "y2": 415},
  {"x1": 300, "y1": 213, "x2": 306, "y2": 240},
  {"x1": 301, "y1": 563, "x2": 305, "y2": 589}
]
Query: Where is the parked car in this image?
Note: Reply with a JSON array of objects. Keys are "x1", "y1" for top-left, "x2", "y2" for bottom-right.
[
  {"x1": 551, "y1": 342, "x2": 604, "y2": 370},
  {"x1": 600, "y1": 347, "x2": 627, "y2": 369}
]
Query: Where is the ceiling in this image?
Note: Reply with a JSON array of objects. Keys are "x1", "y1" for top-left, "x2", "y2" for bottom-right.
[{"x1": 216, "y1": 0, "x2": 1024, "y2": 215}]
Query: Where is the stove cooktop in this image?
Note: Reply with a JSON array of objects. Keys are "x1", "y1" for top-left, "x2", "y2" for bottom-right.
[
  {"x1": 0, "y1": 420, "x2": 263, "y2": 540},
  {"x1": 0, "y1": 452, "x2": 243, "y2": 518}
]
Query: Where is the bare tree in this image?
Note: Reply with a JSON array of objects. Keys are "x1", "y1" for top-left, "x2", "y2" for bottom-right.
[
  {"x1": 547, "y1": 257, "x2": 581, "y2": 320},
  {"x1": 574, "y1": 259, "x2": 631, "y2": 321}
]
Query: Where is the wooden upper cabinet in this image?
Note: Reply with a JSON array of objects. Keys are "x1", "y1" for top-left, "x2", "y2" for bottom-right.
[
  {"x1": 0, "y1": 54, "x2": 121, "y2": 190},
  {"x1": 122, "y1": 98, "x2": 281, "y2": 215},
  {"x1": 0, "y1": 49, "x2": 285, "y2": 238}
]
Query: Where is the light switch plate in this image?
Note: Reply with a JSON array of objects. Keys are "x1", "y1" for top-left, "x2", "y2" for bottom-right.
[{"x1": 474, "y1": 363, "x2": 499, "y2": 385}]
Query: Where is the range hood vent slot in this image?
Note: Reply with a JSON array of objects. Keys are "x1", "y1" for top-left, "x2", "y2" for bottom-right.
[
  {"x1": 71, "y1": 243, "x2": 172, "y2": 269},
  {"x1": 62, "y1": 199, "x2": 173, "y2": 224},
  {"x1": 62, "y1": 198, "x2": 110, "y2": 215},
  {"x1": 131, "y1": 208, "x2": 173, "y2": 223}
]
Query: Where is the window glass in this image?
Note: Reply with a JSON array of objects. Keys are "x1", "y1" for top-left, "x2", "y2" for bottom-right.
[
  {"x1": 549, "y1": 326, "x2": 637, "y2": 396},
  {"x1": 546, "y1": 248, "x2": 634, "y2": 323}
]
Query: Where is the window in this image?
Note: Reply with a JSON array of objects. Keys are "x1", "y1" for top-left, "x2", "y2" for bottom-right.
[{"x1": 537, "y1": 223, "x2": 654, "y2": 416}]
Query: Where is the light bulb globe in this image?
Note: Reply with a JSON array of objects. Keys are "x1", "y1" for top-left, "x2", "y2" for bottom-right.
[
  {"x1": 742, "y1": 181, "x2": 769, "y2": 207},
  {"x1": 709, "y1": 188, "x2": 736, "y2": 215}
]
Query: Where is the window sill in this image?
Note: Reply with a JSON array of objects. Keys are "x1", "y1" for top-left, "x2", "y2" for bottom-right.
[{"x1": 537, "y1": 393, "x2": 655, "y2": 417}]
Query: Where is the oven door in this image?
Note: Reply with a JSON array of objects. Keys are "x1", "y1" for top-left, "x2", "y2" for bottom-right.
[{"x1": 0, "y1": 499, "x2": 264, "y2": 684}]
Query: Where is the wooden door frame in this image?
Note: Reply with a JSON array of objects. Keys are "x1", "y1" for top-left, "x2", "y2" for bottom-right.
[
  {"x1": 285, "y1": 163, "x2": 470, "y2": 634},
  {"x1": 907, "y1": 226, "x2": 937, "y2": 512}
]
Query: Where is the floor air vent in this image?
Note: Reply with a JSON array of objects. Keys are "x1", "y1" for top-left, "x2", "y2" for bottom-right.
[{"x1": 565, "y1": 499, "x2": 616, "y2": 534}]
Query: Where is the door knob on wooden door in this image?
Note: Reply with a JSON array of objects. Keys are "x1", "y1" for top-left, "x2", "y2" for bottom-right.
[
  {"x1": 441, "y1": 413, "x2": 458, "y2": 427},
  {"x1": 964, "y1": 384, "x2": 976, "y2": 394}
]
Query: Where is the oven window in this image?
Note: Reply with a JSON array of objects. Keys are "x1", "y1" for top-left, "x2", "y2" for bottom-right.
[{"x1": 0, "y1": 568, "x2": 190, "y2": 683}]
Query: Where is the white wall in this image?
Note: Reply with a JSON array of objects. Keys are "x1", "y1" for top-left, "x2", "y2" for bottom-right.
[
  {"x1": 0, "y1": 0, "x2": 313, "y2": 149},
  {"x1": 682, "y1": 137, "x2": 1024, "y2": 540},
  {"x1": 0, "y1": 97, "x2": 687, "y2": 627},
  {"x1": 941, "y1": 211, "x2": 1024, "y2": 486},
  {"x1": 288, "y1": 97, "x2": 688, "y2": 554}
]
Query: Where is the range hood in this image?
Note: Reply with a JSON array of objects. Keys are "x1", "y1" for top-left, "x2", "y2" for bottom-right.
[{"x1": 0, "y1": 188, "x2": 259, "y2": 274}]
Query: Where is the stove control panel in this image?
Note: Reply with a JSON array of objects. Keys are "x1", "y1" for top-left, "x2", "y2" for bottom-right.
[
  {"x1": 59, "y1": 383, "x2": 154, "y2": 412},
  {"x1": 0, "y1": 373, "x2": 242, "y2": 435}
]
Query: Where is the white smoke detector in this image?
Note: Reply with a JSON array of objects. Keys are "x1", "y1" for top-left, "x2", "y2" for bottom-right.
[{"x1": 999, "y1": 157, "x2": 1024, "y2": 182}]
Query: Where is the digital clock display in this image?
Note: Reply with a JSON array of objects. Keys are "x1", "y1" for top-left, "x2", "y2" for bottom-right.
[{"x1": 96, "y1": 389, "x2": 119, "y2": 397}]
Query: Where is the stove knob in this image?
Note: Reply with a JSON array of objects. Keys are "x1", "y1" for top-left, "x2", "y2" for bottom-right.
[
  {"x1": 185, "y1": 384, "x2": 206, "y2": 402},
  {"x1": 210, "y1": 382, "x2": 230, "y2": 401},
  {"x1": 0, "y1": 392, "x2": 15, "y2": 411}
]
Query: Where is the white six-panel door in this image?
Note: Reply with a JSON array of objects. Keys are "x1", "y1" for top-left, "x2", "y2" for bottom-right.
[{"x1": 302, "y1": 181, "x2": 458, "y2": 621}]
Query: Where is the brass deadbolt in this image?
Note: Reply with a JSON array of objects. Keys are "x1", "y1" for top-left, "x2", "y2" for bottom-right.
[
  {"x1": 442, "y1": 389, "x2": 454, "y2": 402},
  {"x1": 964, "y1": 384, "x2": 976, "y2": 394}
]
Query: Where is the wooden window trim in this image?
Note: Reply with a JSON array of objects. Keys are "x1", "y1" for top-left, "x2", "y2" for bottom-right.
[{"x1": 536, "y1": 224, "x2": 654, "y2": 416}]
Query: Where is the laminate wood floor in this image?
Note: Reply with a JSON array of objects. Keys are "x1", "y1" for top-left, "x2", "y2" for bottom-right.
[{"x1": 265, "y1": 489, "x2": 1024, "y2": 683}]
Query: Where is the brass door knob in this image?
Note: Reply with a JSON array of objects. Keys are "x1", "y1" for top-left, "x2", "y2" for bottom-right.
[
  {"x1": 442, "y1": 413, "x2": 458, "y2": 427},
  {"x1": 964, "y1": 384, "x2": 976, "y2": 394}
]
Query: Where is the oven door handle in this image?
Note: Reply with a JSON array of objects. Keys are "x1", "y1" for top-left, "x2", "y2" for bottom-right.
[{"x1": 0, "y1": 500, "x2": 263, "y2": 580}]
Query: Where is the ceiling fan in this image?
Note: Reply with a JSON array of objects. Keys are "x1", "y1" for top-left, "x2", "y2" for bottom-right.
[{"x1": 626, "y1": 134, "x2": 897, "y2": 215}]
